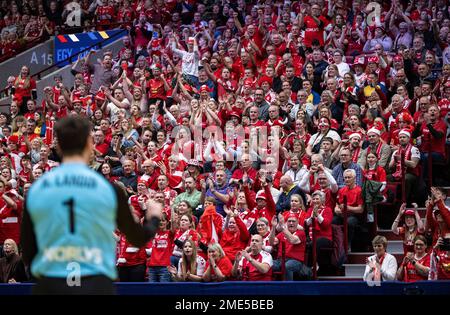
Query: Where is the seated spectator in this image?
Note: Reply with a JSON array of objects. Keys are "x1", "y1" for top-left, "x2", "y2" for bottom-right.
[
  {"x1": 332, "y1": 147, "x2": 363, "y2": 188},
  {"x1": 396, "y1": 235, "x2": 430, "y2": 282},
  {"x1": 202, "y1": 243, "x2": 233, "y2": 282},
  {"x1": 358, "y1": 127, "x2": 391, "y2": 169},
  {"x1": 168, "y1": 239, "x2": 205, "y2": 282},
  {"x1": 254, "y1": 217, "x2": 273, "y2": 254},
  {"x1": 332, "y1": 169, "x2": 364, "y2": 250},
  {"x1": 305, "y1": 191, "x2": 334, "y2": 275},
  {"x1": 270, "y1": 214, "x2": 312, "y2": 281},
  {"x1": 220, "y1": 206, "x2": 250, "y2": 263},
  {"x1": 0, "y1": 239, "x2": 28, "y2": 283},
  {"x1": 276, "y1": 175, "x2": 306, "y2": 213},
  {"x1": 431, "y1": 237, "x2": 450, "y2": 280},
  {"x1": 172, "y1": 176, "x2": 202, "y2": 214},
  {"x1": 232, "y1": 234, "x2": 273, "y2": 281},
  {"x1": 363, "y1": 236, "x2": 398, "y2": 282}
]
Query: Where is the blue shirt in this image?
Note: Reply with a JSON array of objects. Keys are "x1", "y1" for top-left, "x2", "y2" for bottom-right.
[
  {"x1": 332, "y1": 162, "x2": 364, "y2": 188},
  {"x1": 26, "y1": 162, "x2": 118, "y2": 279}
]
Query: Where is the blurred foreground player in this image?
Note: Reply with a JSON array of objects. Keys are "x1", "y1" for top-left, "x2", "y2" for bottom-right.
[{"x1": 21, "y1": 116, "x2": 162, "y2": 294}]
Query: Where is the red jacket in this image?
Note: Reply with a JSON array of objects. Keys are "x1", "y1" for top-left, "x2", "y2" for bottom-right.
[
  {"x1": 305, "y1": 206, "x2": 333, "y2": 241},
  {"x1": 116, "y1": 233, "x2": 147, "y2": 267},
  {"x1": 220, "y1": 216, "x2": 250, "y2": 262}
]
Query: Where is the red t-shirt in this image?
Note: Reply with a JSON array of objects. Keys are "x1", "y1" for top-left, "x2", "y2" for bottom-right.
[
  {"x1": 205, "y1": 256, "x2": 233, "y2": 280},
  {"x1": 337, "y1": 185, "x2": 364, "y2": 208},
  {"x1": 403, "y1": 253, "x2": 430, "y2": 283},
  {"x1": 240, "y1": 251, "x2": 273, "y2": 281},
  {"x1": 276, "y1": 229, "x2": 307, "y2": 262},
  {"x1": 0, "y1": 194, "x2": 22, "y2": 244},
  {"x1": 147, "y1": 230, "x2": 174, "y2": 267},
  {"x1": 147, "y1": 78, "x2": 166, "y2": 100},
  {"x1": 303, "y1": 15, "x2": 329, "y2": 47}
]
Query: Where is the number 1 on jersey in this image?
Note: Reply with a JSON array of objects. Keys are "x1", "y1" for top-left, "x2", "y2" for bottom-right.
[{"x1": 63, "y1": 198, "x2": 75, "y2": 234}]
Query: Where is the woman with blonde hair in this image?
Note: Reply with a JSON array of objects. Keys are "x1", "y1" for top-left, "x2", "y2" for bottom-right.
[
  {"x1": 12, "y1": 65, "x2": 37, "y2": 114},
  {"x1": 202, "y1": 243, "x2": 233, "y2": 282},
  {"x1": 0, "y1": 239, "x2": 28, "y2": 283}
]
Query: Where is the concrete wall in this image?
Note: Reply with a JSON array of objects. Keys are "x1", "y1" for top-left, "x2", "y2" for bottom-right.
[
  {"x1": 0, "y1": 39, "x2": 55, "y2": 88},
  {"x1": 0, "y1": 37, "x2": 125, "y2": 114}
]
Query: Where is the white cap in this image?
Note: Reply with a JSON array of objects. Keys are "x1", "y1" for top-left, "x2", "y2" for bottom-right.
[
  {"x1": 367, "y1": 128, "x2": 381, "y2": 136},
  {"x1": 348, "y1": 133, "x2": 362, "y2": 140},
  {"x1": 398, "y1": 129, "x2": 411, "y2": 138}
]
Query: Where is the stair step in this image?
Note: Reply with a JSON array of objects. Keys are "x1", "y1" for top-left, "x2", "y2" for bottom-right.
[
  {"x1": 343, "y1": 264, "x2": 365, "y2": 278},
  {"x1": 347, "y1": 252, "x2": 404, "y2": 264},
  {"x1": 376, "y1": 229, "x2": 402, "y2": 240}
]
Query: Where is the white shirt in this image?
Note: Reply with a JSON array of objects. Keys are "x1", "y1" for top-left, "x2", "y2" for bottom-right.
[
  {"x1": 308, "y1": 130, "x2": 341, "y2": 146},
  {"x1": 363, "y1": 253, "x2": 398, "y2": 281},
  {"x1": 177, "y1": 255, "x2": 206, "y2": 277}
]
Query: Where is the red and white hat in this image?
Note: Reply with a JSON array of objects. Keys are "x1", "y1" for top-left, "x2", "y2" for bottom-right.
[
  {"x1": 199, "y1": 85, "x2": 210, "y2": 93},
  {"x1": 398, "y1": 129, "x2": 411, "y2": 138},
  {"x1": 353, "y1": 56, "x2": 365, "y2": 67},
  {"x1": 367, "y1": 127, "x2": 381, "y2": 136},
  {"x1": 188, "y1": 37, "x2": 195, "y2": 45},
  {"x1": 404, "y1": 209, "x2": 415, "y2": 216},
  {"x1": 255, "y1": 190, "x2": 267, "y2": 200},
  {"x1": 349, "y1": 133, "x2": 362, "y2": 140},
  {"x1": 368, "y1": 56, "x2": 379, "y2": 64}
]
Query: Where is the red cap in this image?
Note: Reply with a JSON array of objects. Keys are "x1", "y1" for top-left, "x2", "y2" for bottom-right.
[
  {"x1": 287, "y1": 213, "x2": 298, "y2": 220},
  {"x1": 95, "y1": 91, "x2": 106, "y2": 101},
  {"x1": 256, "y1": 190, "x2": 266, "y2": 200},
  {"x1": 72, "y1": 97, "x2": 82, "y2": 103},
  {"x1": 8, "y1": 135, "x2": 19, "y2": 144},
  {"x1": 404, "y1": 209, "x2": 415, "y2": 216},
  {"x1": 188, "y1": 37, "x2": 195, "y2": 45},
  {"x1": 137, "y1": 179, "x2": 149, "y2": 187},
  {"x1": 230, "y1": 111, "x2": 241, "y2": 118}
]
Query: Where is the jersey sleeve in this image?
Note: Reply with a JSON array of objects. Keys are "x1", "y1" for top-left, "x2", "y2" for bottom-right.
[
  {"x1": 20, "y1": 201, "x2": 38, "y2": 266},
  {"x1": 114, "y1": 184, "x2": 160, "y2": 247}
]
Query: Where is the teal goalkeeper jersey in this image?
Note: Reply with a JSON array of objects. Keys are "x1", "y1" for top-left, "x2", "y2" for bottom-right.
[{"x1": 26, "y1": 162, "x2": 118, "y2": 279}]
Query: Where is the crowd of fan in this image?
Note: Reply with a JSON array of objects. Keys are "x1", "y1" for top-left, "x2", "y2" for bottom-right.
[
  {"x1": 1, "y1": 0, "x2": 450, "y2": 283},
  {"x1": 0, "y1": 0, "x2": 136, "y2": 62}
]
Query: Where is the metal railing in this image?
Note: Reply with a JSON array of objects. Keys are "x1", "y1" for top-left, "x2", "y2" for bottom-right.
[{"x1": 343, "y1": 196, "x2": 348, "y2": 254}]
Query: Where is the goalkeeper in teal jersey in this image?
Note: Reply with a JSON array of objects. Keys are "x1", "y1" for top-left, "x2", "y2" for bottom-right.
[{"x1": 21, "y1": 116, "x2": 162, "y2": 294}]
